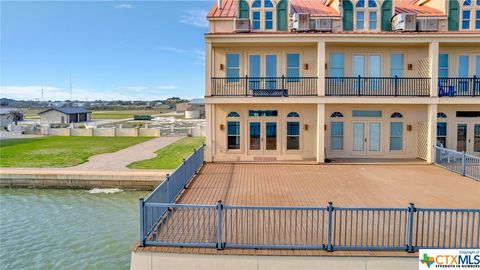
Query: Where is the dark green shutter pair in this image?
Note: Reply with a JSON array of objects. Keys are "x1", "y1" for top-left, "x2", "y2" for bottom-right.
[
  {"x1": 341, "y1": 0, "x2": 392, "y2": 31},
  {"x1": 448, "y1": 0, "x2": 459, "y2": 31},
  {"x1": 237, "y1": 0, "x2": 288, "y2": 31}
]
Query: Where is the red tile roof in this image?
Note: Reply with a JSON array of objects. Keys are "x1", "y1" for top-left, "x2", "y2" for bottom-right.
[
  {"x1": 290, "y1": 0, "x2": 339, "y2": 17},
  {"x1": 395, "y1": 0, "x2": 445, "y2": 17},
  {"x1": 208, "y1": 0, "x2": 444, "y2": 19},
  {"x1": 208, "y1": 0, "x2": 339, "y2": 18}
]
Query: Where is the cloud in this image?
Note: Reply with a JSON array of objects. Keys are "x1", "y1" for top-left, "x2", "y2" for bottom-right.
[
  {"x1": 179, "y1": 9, "x2": 208, "y2": 28},
  {"x1": 114, "y1": 4, "x2": 135, "y2": 9},
  {"x1": 0, "y1": 85, "x2": 181, "y2": 101}
]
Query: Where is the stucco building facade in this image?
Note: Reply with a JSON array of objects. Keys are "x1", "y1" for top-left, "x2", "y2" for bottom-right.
[{"x1": 204, "y1": 0, "x2": 480, "y2": 163}]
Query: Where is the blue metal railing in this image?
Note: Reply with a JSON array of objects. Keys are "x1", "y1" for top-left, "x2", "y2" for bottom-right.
[
  {"x1": 139, "y1": 144, "x2": 205, "y2": 246},
  {"x1": 141, "y1": 201, "x2": 480, "y2": 252},
  {"x1": 434, "y1": 146, "x2": 480, "y2": 181}
]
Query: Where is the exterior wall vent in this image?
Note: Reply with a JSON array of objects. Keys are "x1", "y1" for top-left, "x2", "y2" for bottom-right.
[{"x1": 391, "y1": 13, "x2": 416, "y2": 31}]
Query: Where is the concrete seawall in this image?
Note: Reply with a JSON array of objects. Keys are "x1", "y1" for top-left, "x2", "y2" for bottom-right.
[{"x1": 0, "y1": 170, "x2": 168, "y2": 190}]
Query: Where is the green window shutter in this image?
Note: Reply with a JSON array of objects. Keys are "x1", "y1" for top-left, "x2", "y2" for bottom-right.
[
  {"x1": 448, "y1": 0, "x2": 459, "y2": 31},
  {"x1": 342, "y1": 0, "x2": 354, "y2": 31},
  {"x1": 238, "y1": 0, "x2": 249, "y2": 19},
  {"x1": 277, "y1": 0, "x2": 288, "y2": 31},
  {"x1": 381, "y1": 0, "x2": 392, "y2": 31}
]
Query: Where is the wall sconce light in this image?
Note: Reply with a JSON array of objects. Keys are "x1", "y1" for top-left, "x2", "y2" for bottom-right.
[
  {"x1": 324, "y1": 124, "x2": 327, "y2": 131},
  {"x1": 407, "y1": 125, "x2": 412, "y2": 131},
  {"x1": 325, "y1": 63, "x2": 328, "y2": 70},
  {"x1": 220, "y1": 64, "x2": 224, "y2": 71},
  {"x1": 303, "y1": 63, "x2": 309, "y2": 70},
  {"x1": 304, "y1": 124, "x2": 309, "y2": 131},
  {"x1": 220, "y1": 124, "x2": 224, "y2": 131},
  {"x1": 407, "y1": 64, "x2": 413, "y2": 70}
]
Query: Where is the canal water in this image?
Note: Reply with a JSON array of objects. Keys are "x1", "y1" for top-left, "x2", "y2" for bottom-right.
[{"x1": 0, "y1": 188, "x2": 148, "y2": 270}]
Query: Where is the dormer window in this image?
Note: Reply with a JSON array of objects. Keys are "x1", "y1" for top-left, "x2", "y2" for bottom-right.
[
  {"x1": 355, "y1": 0, "x2": 379, "y2": 31},
  {"x1": 461, "y1": 0, "x2": 480, "y2": 30},
  {"x1": 251, "y1": 0, "x2": 275, "y2": 31}
]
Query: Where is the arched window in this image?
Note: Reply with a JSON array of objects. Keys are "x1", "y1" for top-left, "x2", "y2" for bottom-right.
[
  {"x1": 390, "y1": 112, "x2": 403, "y2": 118},
  {"x1": 251, "y1": 0, "x2": 276, "y2": 31},
  {"x1": 461, "y1": 0, "x2": 480, "y2": 30},
  {"x1": 287, "y1": 112, "x2": 300, "y2": 117},
  {"x1": 330, "y1": 112, "x2": 344, "y2": 118},
  {"x1": 355, "y1": 0, "x2": 379, "y2": 31},
  {"x1": 437, "y1": 112, "x2": 448, "y2": 118},
  {"x1": 227, "y1": 112, "x2": 240, "y2": 117}
]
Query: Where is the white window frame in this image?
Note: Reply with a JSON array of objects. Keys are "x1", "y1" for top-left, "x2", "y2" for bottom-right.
[
  {"x1": 460, "y1": 0, "x2": 480, "y2": 30},
  {"x1": 354, "y1": 0, "x2": 379, "y2": 31},
  {"x1": 251, "y1": 0, "x2": 277, "y2": 32}
]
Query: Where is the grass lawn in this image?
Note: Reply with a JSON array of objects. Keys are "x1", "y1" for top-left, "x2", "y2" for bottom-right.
[
  {"x1": 92, "y1": 110, "x2": 169, "y2": 120},
  {"x1": 128, "y1": 137, "x2": 204, "y2": 170},
  {"x1": 0, "y1": 136, "x2": 152, "y2": 167}
]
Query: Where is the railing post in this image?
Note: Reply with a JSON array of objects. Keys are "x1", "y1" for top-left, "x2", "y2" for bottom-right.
[
  {"x1": 182, "y1": 158, "x2": 188, "y2": 188},
  {"x1": 139, "y1": 198, "x2": 145, "y2": 247},
  {"x1": 461, "y1": 152, "x2": 466, "y2": 176},
  {"x1": 282, "y1": 75, "x2": 285, "y2": 91},
  {"x1": 165, "y1": 174, "x2": 170, "y2": 202},
  {"x1": 245, "y1": 75, "x2": 248, "y2": 96},
  {"x1": 473, "y1": 75, "x2": 477, "y2": 97},
  {"x1": 406, "y1": 202, "x2": 416, "y2": 253},
  {"x1": 326, "y1": 201, "x2": 334, "y2": 252},
  {"x1": 357, "y1": 75, "x2": 361, "y2": 96},
  {"x1": 216, "y1": 200, "x2": 224, "y2": 250},
  {"x1": 394, "y1": 75, "x2": 398, "y2": 96}
]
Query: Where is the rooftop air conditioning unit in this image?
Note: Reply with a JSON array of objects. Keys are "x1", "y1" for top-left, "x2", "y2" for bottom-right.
[
  {"x1": 391, "y1": 13, "x2": 416, "y2": 31},
  {"x1": 417, "y1": 18, "x2": 439, "y2": 32},
  {"x1": 292, "y1": 13, "x2": 311, "y2": 31},
  {"x1": 234, "y1": 18, "x2": 250, "y2": 32},
  {"x1": 313, "y1": 18, "x2": 332, "y2": 32}
]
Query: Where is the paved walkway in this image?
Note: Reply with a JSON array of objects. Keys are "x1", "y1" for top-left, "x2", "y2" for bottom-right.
[{"x1": 67, "y1": 136, "x2": 181, "y2": 171}]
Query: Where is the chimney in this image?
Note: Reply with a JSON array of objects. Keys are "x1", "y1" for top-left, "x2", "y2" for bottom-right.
[{"x1": 217, "y1": 0, "x2": 222, "y2": 9}]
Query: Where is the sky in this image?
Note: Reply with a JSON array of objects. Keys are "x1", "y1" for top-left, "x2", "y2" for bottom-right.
[{"x1": 0, "y1": 0, "x2": 212, "y2": 101}]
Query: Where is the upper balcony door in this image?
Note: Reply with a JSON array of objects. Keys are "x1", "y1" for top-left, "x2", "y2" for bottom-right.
[
  {"x1": 353, "y1": 54, "x2": 382, "y2": 90},
  {"x1": 248, "y1": 54, "x2": 278, "y2": 90}
]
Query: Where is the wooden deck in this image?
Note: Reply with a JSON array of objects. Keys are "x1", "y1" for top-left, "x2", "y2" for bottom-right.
[
  {"x1": 179, "y1": 163, "x2": 480, "y2": 208},
  {"x1": 140, "y1": 163, "x2": 480, "y2": 256}
]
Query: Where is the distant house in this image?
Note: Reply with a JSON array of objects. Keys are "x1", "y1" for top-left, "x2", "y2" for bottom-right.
[
  {"x1": 39, "y1": 108, "x2": 91, "y2": 124},
  {"x1": 0, "y1": 108, "x2": 24, "y2": 127},
  {"x1": 185, "y1": 98, "x2": 205, "y2": 119},
  {"x1": 175, "y1": 102, "x2": 190, "y2": 113}
]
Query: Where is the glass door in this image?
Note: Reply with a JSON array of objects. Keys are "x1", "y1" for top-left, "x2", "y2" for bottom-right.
[
  {"x1": 265, "y1": 55, "x2": 277, "y2": 90},
  {"x1": 249, "y1": 122, "x2": 262, "y2": 154},
  {"x1": 352, "y1": 122, "x2": 366, "y2": 155},
  {"x1": 369, "y1": 55, "x2": 381, "y2": 91},
  {"x1": 474, "y1": 124, "x2": 480, "y2": 153},
  {"x1": 458, "y1": 56, "x2": 469, "y2": 93},
  {"x1": 457, "y1": 123, "x2": 467, "y2": 152},
  {"x1": 368, "y1": 122, "x2": 381, "y2": 154},
  {"x1": 265, "y1": 122, "x2": 277, "y2": 152},
  {"x1": 353, "y1": 55, "x2": 365, "y2": 93},
  {"x1": 249, "y1": 55, "x2": 261, "y2": 90}
]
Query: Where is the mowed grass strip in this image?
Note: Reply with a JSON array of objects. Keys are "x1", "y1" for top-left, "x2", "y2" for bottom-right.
[
  {"x1": 91, "y1": 110, "x2": 165, "y2": 120},
  {"x1": 0, "y1": 136, "x2": 152, "y2": 167},
  {"x1": 128, "y1": 137, "x2": 204, "y2": 170}
]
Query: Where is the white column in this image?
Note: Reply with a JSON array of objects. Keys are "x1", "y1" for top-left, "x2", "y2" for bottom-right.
[
  {"x1": 426, "y1": 104, "x2": 438, "y2": 163},
  {"x1": 205, "y1": 104, "x2": 214, "y2": 162},
  {"x1": 429, "y1": 42, "x2": 439, "y2": 97},
  {"x1": 205, "y1": 42, "x2": 212, "y2": 97},
  {"x1": 316, "y1": 103, "x2": 326, "y2": 163},
  {"x1": 317, "y1": 41, "x2": 326, "y2": 96}
]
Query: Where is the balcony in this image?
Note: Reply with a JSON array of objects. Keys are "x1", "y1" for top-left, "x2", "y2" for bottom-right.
[
  {"x1": 211, "y1": 76, "x2": 318, "y2": 97},
  {"x1": 438, "y1": 77, "x2": 480, "y2": 97},
  {"x1": 325, "y1": 76, "x2": 431, "y2": 97}
]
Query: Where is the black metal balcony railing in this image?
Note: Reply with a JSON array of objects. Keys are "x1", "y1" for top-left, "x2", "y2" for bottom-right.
[
  {"x1": 211, "y1": 76, "x2": 318, "y2": 97},
  {"x1": 438, "y1": 77, "x2": 480, "y2": 97},
  {"x1": 325, "y1": 76, "x2": 431, "y2": 96}
]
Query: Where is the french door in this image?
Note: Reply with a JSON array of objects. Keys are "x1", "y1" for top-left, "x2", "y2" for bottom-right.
[
  {"x1": 457, "y1": 123, "x2": 480, "y2": 154},
  {"x1": 353, "y1": 54, "x2": 382, "y2": 91},
  {"x1": 352, "y1": 121, "x2": 382, "y2": 156},
  {"x1": 248, "y1": 121, "x2": 278, "y2": 155},
  {"x1": 248, "y1": 54, "x2": 278, "y2": 90}
]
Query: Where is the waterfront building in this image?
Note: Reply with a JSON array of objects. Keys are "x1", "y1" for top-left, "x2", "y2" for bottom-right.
[{"x1": 204, "y1": 0, "x2": 480, "y2": 163}]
